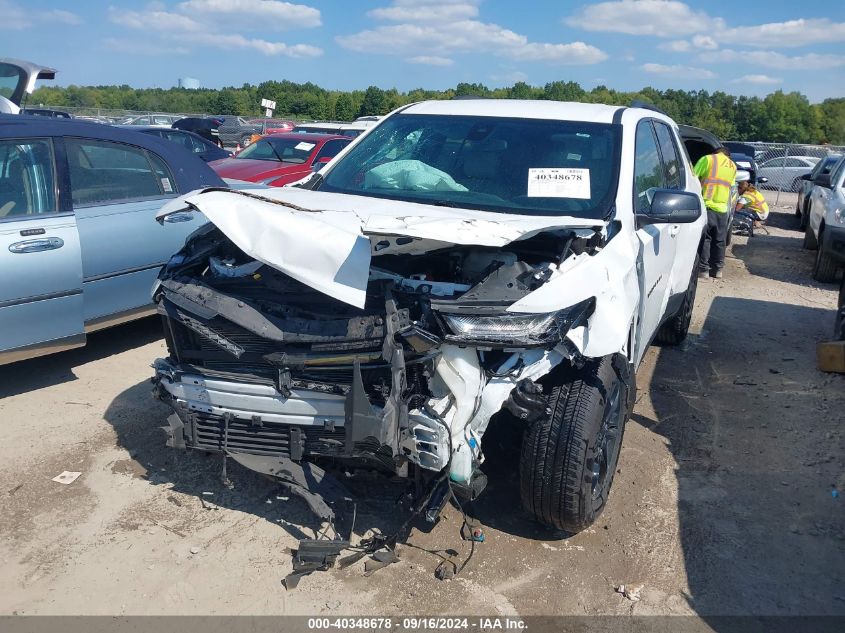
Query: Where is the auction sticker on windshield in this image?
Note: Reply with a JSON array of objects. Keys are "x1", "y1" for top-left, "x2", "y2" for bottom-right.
[
  {"x1": 527, "y1": 168, "x2": 590, "y2": 199},
  {"x1": 295, "y1": 142, "x2": 315, "y2": 151}
]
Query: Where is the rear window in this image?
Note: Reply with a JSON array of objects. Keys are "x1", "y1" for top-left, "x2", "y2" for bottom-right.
[
  {"x1": 65, "y1": 139, "x2": 175, "y2": 206},
  {"x1": 235, "y1": 137, "x2": 318, "y2": 164}
]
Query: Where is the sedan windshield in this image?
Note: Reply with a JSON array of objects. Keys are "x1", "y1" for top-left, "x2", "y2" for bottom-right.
[
  {"x1": 318, "y1": 113, "x2": 621, "y2": 218},
  {"x1": 236, "y1": 138, "x2": 316, "y2": 164}
]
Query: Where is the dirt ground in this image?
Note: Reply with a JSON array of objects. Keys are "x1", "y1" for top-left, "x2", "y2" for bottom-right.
[{"x1": 1, "y1": 193, "x2": 843, "y2": 620}]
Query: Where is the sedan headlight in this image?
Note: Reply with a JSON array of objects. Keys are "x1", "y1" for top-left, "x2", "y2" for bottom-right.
[
  {"x1": 441, "y1": 300, "x2": 594, "y2": 347},
  {"x1": 834, "y1": 208, "x2": 845, "y2": 225}
]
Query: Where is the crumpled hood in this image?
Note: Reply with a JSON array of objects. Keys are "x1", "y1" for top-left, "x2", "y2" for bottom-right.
[{"x1": 158, "y1": 187, "x2": 604, "y2": 309}]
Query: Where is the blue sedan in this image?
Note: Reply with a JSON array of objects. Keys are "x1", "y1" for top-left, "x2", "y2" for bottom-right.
[{"x1": 0, "y1": 114, "x2": 225, "y2": 365}]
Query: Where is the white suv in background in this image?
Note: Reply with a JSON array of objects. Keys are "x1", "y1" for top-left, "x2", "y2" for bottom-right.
[{"x1": 152, "y1": 100, "x2": 706, "y2": 533}]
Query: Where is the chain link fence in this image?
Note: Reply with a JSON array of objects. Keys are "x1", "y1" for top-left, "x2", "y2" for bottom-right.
[{"x1": 729, "y1": 141, "x2": 845, "y2": 206}]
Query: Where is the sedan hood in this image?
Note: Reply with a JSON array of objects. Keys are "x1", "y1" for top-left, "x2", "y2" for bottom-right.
[
  {"x1": 209, "y1": 158, "x2": 305, "y2": 182},
  {"x1": 158, "y1": 187, "x2": 604, "y2": 309}
]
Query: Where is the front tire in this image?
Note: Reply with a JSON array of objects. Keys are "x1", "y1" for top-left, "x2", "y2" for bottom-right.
[
  {"x1": 803, "y1": 222, "x2": 818, "y2": 250},
  {"x1": 813, "y1": 229, "x2": 840, "y2": 283},
  {"x1": 654, "y1": 255, "x2": 699, "y2": 346},
  {"x1": 520, "y1": 357, "x2": 628, "y2": 533}
]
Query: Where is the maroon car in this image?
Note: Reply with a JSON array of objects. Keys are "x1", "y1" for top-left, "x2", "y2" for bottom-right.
[{"x1": 209, "y1": 133, "x2": 350, "y2": 186}]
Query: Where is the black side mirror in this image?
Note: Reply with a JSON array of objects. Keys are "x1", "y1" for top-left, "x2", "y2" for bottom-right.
[
  {"x1": 816, "y1": 174, "x2": 832, "y2": 189},
  {"x1": 757, "y1": 176, "x2": 769, "y2": 184},
  {"x1": 638, "y1": 189, "x2": 702, "y2": 227},
  {"x1": 801, "y1": 173, "x2": 813, "y2": 181}
]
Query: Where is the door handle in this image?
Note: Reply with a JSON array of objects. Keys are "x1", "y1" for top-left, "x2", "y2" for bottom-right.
[
  {"x1": 8, "y1": 237, "x2": 65, "y2": 253},
  {"x1": 163, "y1": 212, "x2": 194, "y2": 223}
]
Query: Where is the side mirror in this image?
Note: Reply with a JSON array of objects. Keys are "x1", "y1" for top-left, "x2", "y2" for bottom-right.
[
  {"x1": 638, "y1": 189, "x2": 702, "y2": 226},
  {"x1": 757, "y1": 176, "x2": 769, "y2": 184},
  {"x1": 801, "y1": 173, "x2": 813, "y2": 181},
  {"x1": 816, "y1": 174, "x2": 832, "y2": 189}
]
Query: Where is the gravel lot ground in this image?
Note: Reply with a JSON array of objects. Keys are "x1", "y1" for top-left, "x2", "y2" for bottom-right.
[{"x1": 1, "y1": 193, "x2": 843, "y2": 621}]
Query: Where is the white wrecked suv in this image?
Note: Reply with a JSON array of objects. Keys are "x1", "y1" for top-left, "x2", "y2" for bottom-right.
[{"x1": 152, "y1": 100, "x2": 705, "y2": 533}]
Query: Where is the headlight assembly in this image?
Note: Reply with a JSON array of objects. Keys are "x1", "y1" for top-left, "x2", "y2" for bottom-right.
[{"x1": 441, "y1": 299, "x2": 594, "y2": 347}]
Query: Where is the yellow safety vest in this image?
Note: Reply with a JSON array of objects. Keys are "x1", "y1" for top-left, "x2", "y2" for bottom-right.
[
  {"x1": 698, "y1": 154, "x2": 737, "y2": 213},
  {"x1": 740, "y1": 187, "x2": 769, "y2": 219}
]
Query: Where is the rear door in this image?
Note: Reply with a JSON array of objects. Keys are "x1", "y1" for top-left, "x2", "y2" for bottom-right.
[
  {"x1": 63, "y1": 137, "x2": 204, "y2": 329},
  {"x1": 0, "y1": 136, "x2": 85, "y2": 364},
  {"x1": 633, "y1": 120, "x2": 678, "y2": 363}
]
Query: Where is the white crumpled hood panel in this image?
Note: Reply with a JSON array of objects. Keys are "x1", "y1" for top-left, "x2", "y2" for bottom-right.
[{"x1": 160, "y1": 188, "x2": 604, "y2": 309}]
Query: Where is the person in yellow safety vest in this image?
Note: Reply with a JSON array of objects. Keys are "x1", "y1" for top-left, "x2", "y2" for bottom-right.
[
  {"x1": 736, "y1": 180, "x2": 770, "y2": 227},
  {"x1": 694, "y1": 147, "x2": 737, "y2": 279}
]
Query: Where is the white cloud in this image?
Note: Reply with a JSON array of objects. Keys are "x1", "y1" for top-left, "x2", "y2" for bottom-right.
[
  {"x1": 658, "y1": 40, "x2": 691, "y2": 52},
  {"x1": 176, "y1": 0, "x2": 321, "y2": 29},
  {"x1": 565, "y1": 1, "x2": 722, "y2": 37},
  {"x1": 731, "y1": 74, "x2": 782, "y2": 85},
  {"x1": 718, "y1": 18, "x2": 845, "y2": 48},
  {"x1": 702, "y1": 49, "x2": 845, "y2": 70},
  {"x1": 509, "y1": 42, "x2": 607, "y2": 64},
  {"x1": 370, "y1": 1, "x2": 480, "y2": 23},
  {"x1": 338, "y1": 1, "x2": 607, "y2": 66},
  {"x1": 642, "y1": 63, "x2": 717, "y2": 79},
  {"x1": 109, "y1": 7, "x2": 204, "y2": 32},
  {"x1": 107, "y1": 1, "x2": 322, "y2": 57},
  {"x1": 569, "y1": 3, "x2": 845, "y2": 51},
  {"x1": 184, "y1": 32, "x2": 321, "y2": 57},
  {"x1": 406, "y1": 55, "x2": 455, "y2": 66},
  {"x1": 691, "y1": 34, "x2": 717, "y2": 50},
  {"x1": 0, "y1": 0, "x2": 82, "y2": 29}
]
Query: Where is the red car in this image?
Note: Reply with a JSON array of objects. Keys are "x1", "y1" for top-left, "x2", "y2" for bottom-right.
[
  {"x1": 246, "y1": 119, "x2": 295, "y2": 136},
  {"x1": 209, "y1": 133, "x2": 351, "y2": 186}
]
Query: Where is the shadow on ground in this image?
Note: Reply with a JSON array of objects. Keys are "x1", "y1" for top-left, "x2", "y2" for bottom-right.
[
  {"x1": 0, "y1": 317, "x2": 163, "y2": 399},
  {"x1": 641, "y1": 296, "x2": 845, "y2": 618}
]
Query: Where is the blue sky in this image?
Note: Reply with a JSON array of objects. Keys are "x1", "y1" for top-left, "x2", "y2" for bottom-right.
[{"x1": 3, "y1": 0, "x2": 844, "y2": 102}]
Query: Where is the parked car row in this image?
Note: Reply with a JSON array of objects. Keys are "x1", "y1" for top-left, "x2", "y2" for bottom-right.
[
  {"x1": 0, "y1": 115, "x2": 224, "y2": 365},
  {"x1": 801, "y1": 153, "x2": 845, "y2": 284}
]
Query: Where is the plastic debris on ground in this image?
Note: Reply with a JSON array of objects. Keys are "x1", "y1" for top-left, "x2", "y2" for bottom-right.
[{"x1": 51, "y1": 471, "x2": 82, "y2": 485}]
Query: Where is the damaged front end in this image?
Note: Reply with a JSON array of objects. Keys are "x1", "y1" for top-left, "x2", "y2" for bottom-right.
[{"x1": 152, "y1": 192, "x2": 602, "y2": 517}]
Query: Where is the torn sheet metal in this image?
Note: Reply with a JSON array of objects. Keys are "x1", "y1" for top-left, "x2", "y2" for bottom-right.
[
  {"x1": 508, "y1": 232, "x2": 640, "y2": 358},
  {"x1": 156, "y1": 187, "x2": 605, "y2": 309},
  {"x1": 227, "y1": 452, "x2": 351, "y2": 521}
]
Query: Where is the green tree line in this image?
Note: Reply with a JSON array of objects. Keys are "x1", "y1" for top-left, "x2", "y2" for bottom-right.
[{"x1": 30, "y1": 80, "x2": 845, "y2": 144}]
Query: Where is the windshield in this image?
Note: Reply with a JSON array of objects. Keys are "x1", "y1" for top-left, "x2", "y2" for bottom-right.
[
  {"x1": 235, "y1": 137, "x2": 317, "y2": 164},
  {"x1": 0, "y1": 63, "x2": 26, "y2": 104},
  {"x1": 318, "y1": 113, "x2": 621, "y2": 218}
]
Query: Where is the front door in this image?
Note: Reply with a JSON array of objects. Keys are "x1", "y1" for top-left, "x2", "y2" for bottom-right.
[
  {"x1": 632, "y1": 120, "x2": 678, "y2": 364},
  {"x1": 0, "y1": 137, "x2": 85, "y2": 365}
]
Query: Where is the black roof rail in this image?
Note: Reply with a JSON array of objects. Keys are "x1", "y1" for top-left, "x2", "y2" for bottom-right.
[{"x1": 630, "y1": 100, "x2": 667, "y2": 116}]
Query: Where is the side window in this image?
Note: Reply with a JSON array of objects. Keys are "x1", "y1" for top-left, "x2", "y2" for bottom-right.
[
  {"x1": 633, "y1": 121, "x2": 664, "y2": 214},
  {"x1": 763, "y1": 158, "x2": 784, "y2": 168},
  {"x1": 783, "y1": 158, "x2": 805, "y2": 168},
  {"x1": 653, "y1": 122, "x2": 682, "y2": 189},
  {"x1": 0, "y1": 139, "x2": 57, "y2": 219},
  {"x1": 315, "y1": 139, "x2": 350, "y2": 162},
  {"x1": 831, "y1": 158, "x2": 845, "y2": 188},
  {"x1": 65, "y1": 138, "x2": 170, "y2": 206}
]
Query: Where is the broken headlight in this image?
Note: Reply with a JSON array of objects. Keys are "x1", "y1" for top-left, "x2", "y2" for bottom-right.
[{"x1": 441, "y1": 299, "x2": 594, "y2": 347}]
